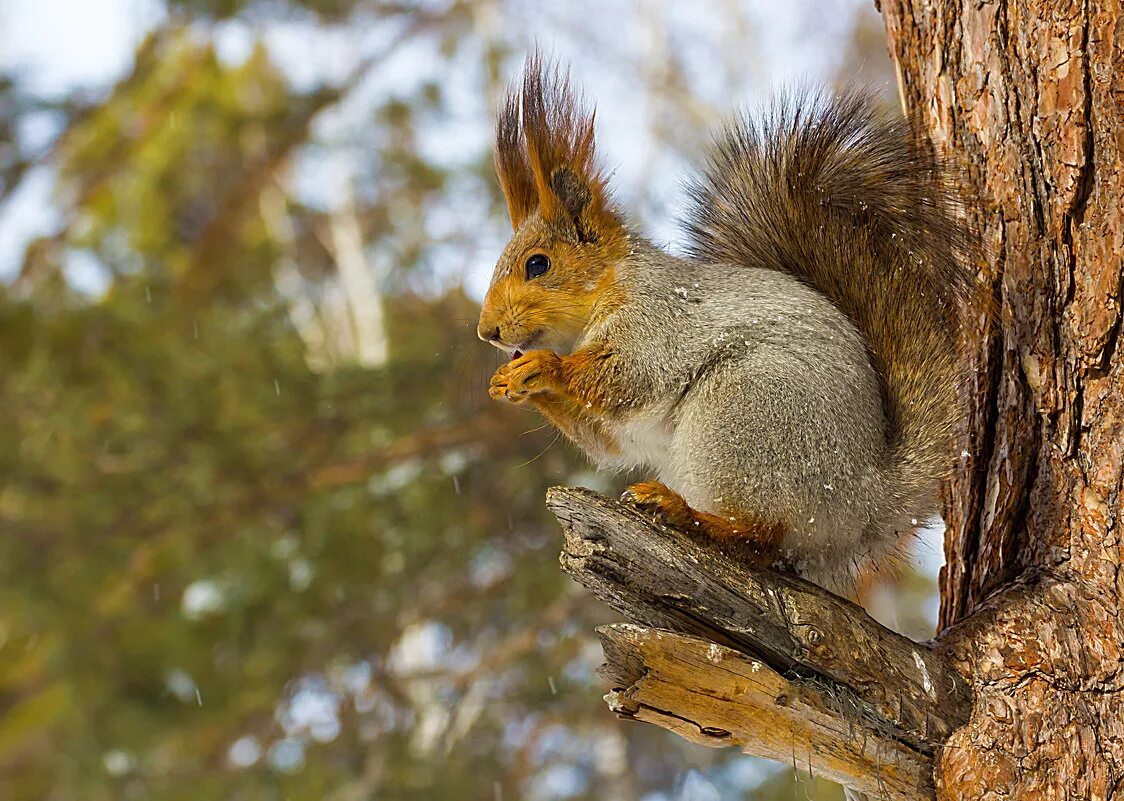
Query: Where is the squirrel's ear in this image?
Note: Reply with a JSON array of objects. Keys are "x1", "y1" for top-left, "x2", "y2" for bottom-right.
[
  {"x1": 518, "y1": 55, "x2": 618, "y2": 243},
  {"x1": 548, "y1": 165, "x2": 597, "y2": 240}
]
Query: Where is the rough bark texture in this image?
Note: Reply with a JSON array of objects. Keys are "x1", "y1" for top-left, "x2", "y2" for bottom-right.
[{"x1": 880, "y1": 1, "x2": 1124, "y2": 796}]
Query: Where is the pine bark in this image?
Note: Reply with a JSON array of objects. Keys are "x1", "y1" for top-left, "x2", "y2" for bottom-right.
[{"x1": 880, "y1": 1, "x2": 1124, "y2": 795}]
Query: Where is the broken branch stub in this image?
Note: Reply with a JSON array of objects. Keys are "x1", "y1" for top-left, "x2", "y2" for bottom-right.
[
  {"x1": 598, "y1": 624, "x2": 935, "y2": 801},
  {"x1": 546, "y1": 486, "x2": 971, "y2": 754}
]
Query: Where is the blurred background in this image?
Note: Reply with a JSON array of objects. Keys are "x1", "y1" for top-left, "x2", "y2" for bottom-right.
[{"x1": 0, "y1": 1, "x2": 941, "y2": 799}]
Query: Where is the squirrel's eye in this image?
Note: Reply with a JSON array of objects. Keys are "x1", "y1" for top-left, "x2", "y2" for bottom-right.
[{"x1": 525, "y1": 254, "x2": 550, "y2": 280}]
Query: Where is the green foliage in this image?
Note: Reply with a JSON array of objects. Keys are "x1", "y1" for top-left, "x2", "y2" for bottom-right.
[
  {"x1": 56, "y1": 33, "x2": 310, "y2": 298},
  {"x1": 0, "y1": 2, "x2": 922, "y2": 799}
]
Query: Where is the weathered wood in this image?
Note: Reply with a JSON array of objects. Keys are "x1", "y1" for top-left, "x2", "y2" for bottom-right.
[
  {"x1": 547, "y1": 486, "x2": 972, "y2": 754},
  {"x1": 597, "y1": 624, "x2": 934, "y2": 801}
]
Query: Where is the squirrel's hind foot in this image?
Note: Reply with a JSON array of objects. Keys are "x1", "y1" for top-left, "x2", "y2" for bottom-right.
[
  {"x1": 620, "y1": 480, "x2": 785, "y2": 566},
  {"x1": 620, "y1": 481, "x2": 696, "y2": 529}
]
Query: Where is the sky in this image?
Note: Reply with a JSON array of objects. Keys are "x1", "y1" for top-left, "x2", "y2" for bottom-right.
[
  {"x1": 0, "y1": 0, "x2": 945, "y2": 619},
  {"x1": 0, "y1": 0, "x2": 164, "y2": 94},
  {"x1": 0, "y1": 0, "x2": 368, "y2": 283},
  {"x1": 0, "y1": 0, "x2": 875, "y2": 283},
  {"x1": 0, "y1": 0, "x2": 166, "y2": 280}
]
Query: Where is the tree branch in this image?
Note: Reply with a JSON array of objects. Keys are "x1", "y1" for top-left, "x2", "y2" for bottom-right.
[
  {"x1": 546, "y1": 486, "x2": 973, "y2": 783},
  {"x1": 597, "y1": 624, "x2": 934, "y2": 801}
]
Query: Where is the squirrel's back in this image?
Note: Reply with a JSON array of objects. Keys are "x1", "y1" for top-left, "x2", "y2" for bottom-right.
[{"x1": 682, "y1": 88, "x2": 977, "y2": 526}]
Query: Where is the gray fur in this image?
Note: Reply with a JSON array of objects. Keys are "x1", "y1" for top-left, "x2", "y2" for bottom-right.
[
  {"x1": 579, "y1": 243, "x2": 902, "y2": 585},
  {"x1": 572, "y1": 89, "x2": 975, "y2": 586}
]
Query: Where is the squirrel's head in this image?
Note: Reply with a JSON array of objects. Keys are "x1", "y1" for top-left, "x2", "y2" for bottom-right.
[{"x1": 478, "y1": 57, "x2": 628, "y2": 357}]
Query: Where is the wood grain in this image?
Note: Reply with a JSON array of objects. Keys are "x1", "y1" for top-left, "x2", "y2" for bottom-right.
[{"x1": 597, "y1": 624, "x2": 934, "y2": 801}]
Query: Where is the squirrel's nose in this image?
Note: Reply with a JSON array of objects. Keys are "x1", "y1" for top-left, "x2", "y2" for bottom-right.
[{"x1": 478, "y1": 325, "x2": 501, "y2": 343}]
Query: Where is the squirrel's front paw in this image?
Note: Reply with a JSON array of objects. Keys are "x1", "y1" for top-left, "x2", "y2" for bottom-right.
[{"x1": 488, "y1": 350, "x2": 561, "y2": 402}]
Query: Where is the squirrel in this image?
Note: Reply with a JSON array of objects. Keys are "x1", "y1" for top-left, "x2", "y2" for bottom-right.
[{"x1": 477, "y1": 56, "x2": 977, "y2": 586}]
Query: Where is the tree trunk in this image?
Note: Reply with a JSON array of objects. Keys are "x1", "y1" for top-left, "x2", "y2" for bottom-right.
[{"x1": 880, "y1": 0, "x2": 1124, "y2": 795}]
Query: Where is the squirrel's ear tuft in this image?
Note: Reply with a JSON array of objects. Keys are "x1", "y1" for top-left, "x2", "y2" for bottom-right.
[
  {"x1": 495, "y1": 89, "x2": 537, "y2": 230},
  {"x1": 493, "y1": 53, "x2": 618, "y2": 240}
]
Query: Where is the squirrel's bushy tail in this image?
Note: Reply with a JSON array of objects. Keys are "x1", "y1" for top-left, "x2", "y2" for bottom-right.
[{"x1": 683, "y1": 87, "x2": 977, "y2": 524}]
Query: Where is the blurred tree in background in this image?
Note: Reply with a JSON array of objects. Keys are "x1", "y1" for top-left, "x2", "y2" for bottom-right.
[{"x1": 0, "y1": 1, "x2": 909, "y2": 799}]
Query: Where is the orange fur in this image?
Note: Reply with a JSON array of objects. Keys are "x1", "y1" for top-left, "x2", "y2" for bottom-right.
[
  {"x1": 531, "y1": 395, "x2": 621, "y2": 457},
  {"x1": 556, "y1": 342, "x2": 620, "y2": 411},
  {"x1": 488, "y1": 342, "x2": 620, "y2": 414},
  {"x1": 481, "y1": 54, "x2": 630, "y2": 358},
  {"x1": 493, "y1": 53, "x2": 619, "y2": 239},
  {"x1": 622, "y1": 481, "x2": 786, "y2": 563},
  {"x1": 477, "y1": 217, "x2": 629, "y2": 356},
  {"x1": 494, "y1": 90, "x2": 537, "y2": 229}
]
